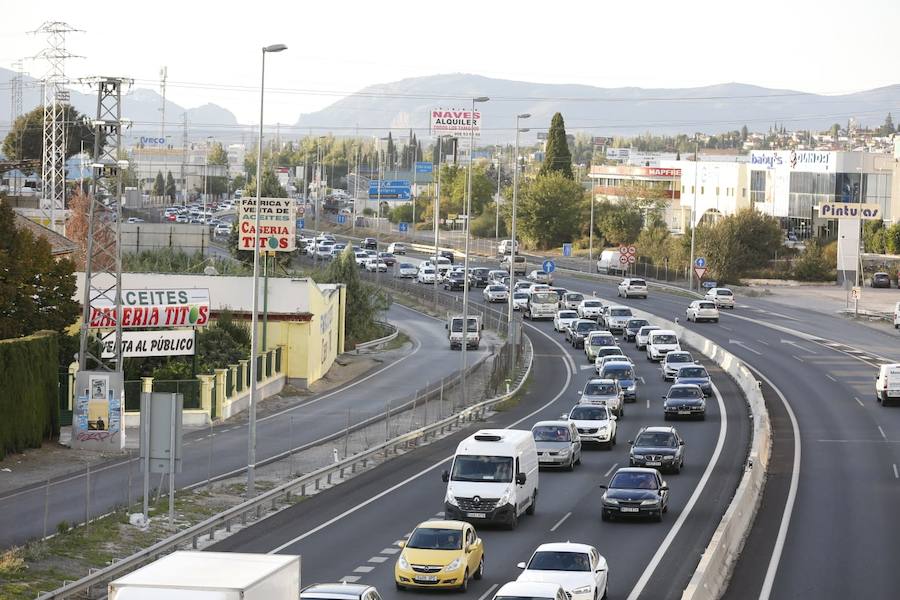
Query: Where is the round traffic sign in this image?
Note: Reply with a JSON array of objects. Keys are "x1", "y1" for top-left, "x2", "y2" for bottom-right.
[
  {"x1": 542, "y1": 259, "x2": 556, "y2": 274},
  {"x1": 627, "y1": 245, "x2": 637, "y2": 255},
  {"x1": 619, "y1": 255, "x2": 629, "y2": 264},
  {"x1": 298, "y1": 206, "x2": 305, "y2": 216},
  {"x1": 694, "y1": 257, "x2": 707, "y2": 268},
  {"x1": 627, "y1": 255, "x2": 636, "y2": 264},
  {"x1": 619, "y1": 245, "x2": 629, "y2": 255}
]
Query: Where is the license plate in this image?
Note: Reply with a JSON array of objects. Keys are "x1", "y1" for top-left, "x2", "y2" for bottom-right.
[
  {"x1": 620, "y1": 507, "x2": 639, "y2": 513},
  {"x1": 466, "y1": 512, "x2": 486, "y2": 519},
  {"x1": 414, "y1": 576, "x2": 438, "y2": 582},
  {"x1": 678, "y1": 410, "x2": 692, "y2": 415},
  {"x1": 889, "y1": 390, "x2": 900, "y2": 397},
  {"x1": 645, "y1": 461, "x2": 661, "y2": 466}
]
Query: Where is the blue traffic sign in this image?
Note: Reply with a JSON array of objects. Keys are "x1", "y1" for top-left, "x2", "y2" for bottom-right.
[
  {"x1": 701, "y1": 280, "x2": 717, "y2": 289},
  {"x1": 694, "y1": 257, "x2": 707, "y2": 268},
  {"x1": 542, "y1": 259, "x2": 556, "y2": 274},
  {"x1": 415, "y1": 162, "x2": 433, "y2": 174},
  {"x1": 562, "y1": 243, "x2": 572, "y2": 257},
  {"x1": 398, "y1": 222, "x2": 409, "y2": 232},
  {"x1": 369, "y1": 180, "x2": 411, "y2": 200},
  {"x1": 297, "y1": 218, "x2": 305, "y2": 229},
  {"x1": 337, "y1": 214, "x2": 346, "y2": 225}
]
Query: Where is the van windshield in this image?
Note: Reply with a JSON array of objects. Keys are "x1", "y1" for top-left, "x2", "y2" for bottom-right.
[
  {"x1": 450, "y1": 455, "x2": 513, "y2": 482},
  {"x1": 531, "y1": 293, "x2": 556, "y2": 303}
]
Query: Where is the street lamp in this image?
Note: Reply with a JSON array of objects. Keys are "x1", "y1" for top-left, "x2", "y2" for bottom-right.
[
  {"x1": 460, "y1": 96, "x2": 489, "y2": 406},
  {"x1": 247, "y1": 42, "x2": 286, "y2": 499},
  {"x1": 688, "y1": 134, "x2": 700, "y2": 291},
  {"x1": 507, "y1": 113, "x2": 530, "y2": 374},
  {"x1": 433, "y1": 134, "x2": 450, "y2": 312}
]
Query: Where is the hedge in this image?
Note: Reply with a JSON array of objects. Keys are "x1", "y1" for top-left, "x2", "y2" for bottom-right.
[{"x1": 0, "y1": 330, "x2": 59, "y2": 460}]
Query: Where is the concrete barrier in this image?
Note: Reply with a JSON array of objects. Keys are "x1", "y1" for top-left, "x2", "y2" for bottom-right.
[{"x1": 626, "y1": 306, "x2": 771, "y2": 600}]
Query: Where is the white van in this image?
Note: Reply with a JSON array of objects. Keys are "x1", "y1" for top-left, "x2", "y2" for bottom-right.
[
  {"x1": 387, "y1": 242, "x2": 407, "y2": 255},
  {"x1": 596, "y1": 249, "x2": 626, "y2": 275},
  {"x1": 646, "y1": 329, "x2": 681, "y2": 362},
  {"x1": 498, "y1": 239, "x2": 519, "y2": 255},
  {"x1": 442, "y1": 429, "x2": 539, "y2": 529},
  {"x1": 875, "y1": 363, "x2": 900, "y2": 405}
]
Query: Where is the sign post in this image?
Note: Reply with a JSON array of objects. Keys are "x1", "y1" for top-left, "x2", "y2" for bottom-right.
[{"x1": 694, "y1": 257, "x2": 707, "y2": 289}]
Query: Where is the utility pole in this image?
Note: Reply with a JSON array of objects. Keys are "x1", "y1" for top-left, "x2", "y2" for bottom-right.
[
  {"x1": 181, "y1": 113, "x2": 189, "y2": 204},
  {"x1": 689, "y1": 135, "x2": 700, "y2": 292},
  {"x1": 495, "y1": 145, "x2": 502, "y2": 241},
  {"x1": 9, "y1": 59, "x2": 24, "y2": 197}
]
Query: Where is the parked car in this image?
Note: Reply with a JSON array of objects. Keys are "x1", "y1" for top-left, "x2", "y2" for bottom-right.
[
  {"x1": 663, "y1": 383, "x2": 707, "y2": 420},
  {"x1": 483, "y1": 284, "x2": 509, "y2": 303},
  {"x1": 397, "y1": 263, "x2": 418, "y2": 278},
  {"x1": 705, "y1": 287, "x2": 735, "y2": 309},
  {"x1": 623, "y1": 318, "x2": 650, "y2": 342},
  {"x1": 629, "y1": 426, "x2": 685, "y2": 473},
  {"x1": 674, "y1": 364, "x2": 712, "y2": 397},
  {"x1": 600, "y1": 467, "x2": 669, "y2": 522},
  {"x1": 617, "y1": 278, "x2": 648, "y2": 299},
  {"x1": 531, "y1": 421, "x2": 581, "y2": 470},
  {"x1": 565, "y1": 403, "x2": 617, "y2": 448},
  {"x1": 872, "y1": 272, "x2": 892, "y2": 288},
  {"x1": 662, "y1": 351, "x2": 696, "y2": 381},
  {"x1": 685, "y1": 300, "x2": 720, "y2": 323},
  {"x1": 515, "y1": 543, "x2": 608, "y2": 600}
]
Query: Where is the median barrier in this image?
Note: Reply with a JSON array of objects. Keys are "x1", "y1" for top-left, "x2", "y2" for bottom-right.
[{"x1": 627, "y1": 306, "x2": 771, "y2": 600}]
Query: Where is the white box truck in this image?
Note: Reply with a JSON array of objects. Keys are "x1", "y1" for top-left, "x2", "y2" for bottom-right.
[
  {"x1": 441, "y1": 429, "x2": 539, "y2": 529},
  {"x1": 447, "y1": 314, "x2": 483, "y2": 350},
  {"x1": 108, "y1": 552, "x2": 300, "y2": 600},
  {"x1": 596, "y1": 249, "x2": 626, "y2": 275}
]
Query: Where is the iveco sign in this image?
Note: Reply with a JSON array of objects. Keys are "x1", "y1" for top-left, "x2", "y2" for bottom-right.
[{"x1": 140, "y1": 136, "x2": 167, "y2": 146}]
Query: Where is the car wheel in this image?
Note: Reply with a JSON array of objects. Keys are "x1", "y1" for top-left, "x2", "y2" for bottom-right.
[
  {"x1": 566, "y1": 456, "x2": 575, "y2": 471},
  {"x1": 646, "y1": 353, "x2": 653, "y2": 361},
  {"x1": 526, "y1": 491, "x2": 537, "y2": 515},
  {"x1": 507, "y1": 510, "x2": 519, "y2": 530},
  {"x1": 601, "y1": 583, "x2": 609, "y2": 600},
  {"x1": 474, "y1": 557, "x2": 484, "y2": 580},
  {"x1": 396, "y1": 582, "x2": 405, "y2": 591},
  {"x1": 458, "y1": 570, "x2": 469, "y2": 593},
  {"x1": 601, "y1": 509, "x2": 610, "y2": 522},
  {"x1": 672, "y1": 462, "x2": 681, "y2": 475}
]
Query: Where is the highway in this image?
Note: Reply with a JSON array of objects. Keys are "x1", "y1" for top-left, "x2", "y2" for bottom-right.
[
  {"x1": 0, "y1": 304, "x2": 491, "y2": 549},
  {"x1": 303, "y1": 237, "x2": 900, "y2": 598},
  {"x1": 213, "y1": 294, "x2": 751, "y2": 599}
]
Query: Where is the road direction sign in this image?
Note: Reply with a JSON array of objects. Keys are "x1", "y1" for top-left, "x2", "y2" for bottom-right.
[
  {"x1": 398, "y1": 222, "x2": 409, "y2": 232},
  {"x1": 619, "y1": 255, "x2": 629, "y2": 264},
  {"x1": 628, "y1": 255, "x2": 636, "y2": 264},
  {"x1": 542, "y1": 259, "x2": 555, "y2": 273},
  {"x1": 694, "y1": 266, "x2": 707, "y2": 279},
  {"x1": 562, "y1": 243, "x2": 572, "y2": 257},
  {"x1": 337, "y1": 214, "x2": 346, "y2": 225},
  {"x1": 415, "y1": 162, "x2": 433, "y2": 174},
  {"x1": 297, "y1": 218, "x2": 305, "y2": 230},
  {"x1": 627, "y1": 245, "x2": 637, "y2": 255},
  {"x1": 695, "y1": 257, "x2": 707, "y2": 268}
]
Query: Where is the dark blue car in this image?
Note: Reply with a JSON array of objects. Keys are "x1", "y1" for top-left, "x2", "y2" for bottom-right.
[{"x1": 674, "y1": 365, "x2": 712, "y2": 397}]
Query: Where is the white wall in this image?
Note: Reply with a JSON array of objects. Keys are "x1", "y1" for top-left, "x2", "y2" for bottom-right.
[{"x1": 663, "y1": 160, "x2": 750, "y2": 226}]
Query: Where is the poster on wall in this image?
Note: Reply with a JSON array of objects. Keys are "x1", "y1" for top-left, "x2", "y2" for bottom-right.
[{"x1": 73, "y1": 371, "x2": 125, "y2": 450}]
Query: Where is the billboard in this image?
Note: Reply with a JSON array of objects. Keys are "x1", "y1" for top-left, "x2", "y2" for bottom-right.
[
  {"x1": 369, "y1": 180, "x2": 411, "y2": 200},
  {"x1": 430, "y1": 108, "x2": 481, "y2": 137},
  {"x1": 819, "y1": 203, "x2": 882, "y2": 219},
  {"x1": 238, "y1": 197, "x2": 297, "y2": 251},
  {"x1": 101, "y1": 330, "x2": 196, "y2": 358},
  {"x1": 89, "y1": 288, "x2": 210, "y2": 329},
  {"x1": 750, "y1": 150, "x2": 834, "y2": 173}
]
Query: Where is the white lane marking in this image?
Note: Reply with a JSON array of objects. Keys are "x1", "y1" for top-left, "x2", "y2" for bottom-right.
[
  {"x1": 579, "y1": 364, "x2": 595, "y2": 371},
  {"x1": 855, "y1": 397, "x2": 865, "y2": 408},
  {"x1": 894, "y1": 464, "x2": 899, "y2": 479},
  {"x1": 729, "y1": 339, "x2": 763, "y2": 355},
  {"x1": 757, "y1": 339, "x2": 770, "y2": 346},
  {"x1": 435, "y1": 511, "x2": 445, "y2": 517},
  {"x1": 793, "y1": 355, "x2": 805, "y2": 363},
  {"x1": 817, "y1": 439, "x2": 900, "y2": 443},
  {"x1": 527, "y1": 322, "x2": 577, "y2": 376},
  {"x1": 477, "y1": 584, "x2": 499, "y2": 600},
  {"x1": 751, "y1": 366, "x2": 801, "y2": 600},
  {"x1": 878, "y1": 425, "x2": 888, "y2": 440},
  {"x1": 382, "y1": 547, "x2": 400, "y2": 554},
  {"x1": 826, "y1": 374, "x2": 837, "y2": 382},
  {"x1": 369, "y1": 556, "x2": 388, "y2": 563},
  {"x1": 626, "y1": 379, "x2": 728, "y2": 600},
  {"x1": 353, "y1": 566, "x2": 374, "y2": 573},
  {"x1": 340, "y1": 575, "x2": 360, "y2": 583},
  {"x1": 646, "y1": 397, "x2": 650, "y2": 409},
  {"x1": 550, "y1": 512, "x2": 572, "y2": 532},
  {"x1": 603, "y1": 463, "x2": 619, "y2": 478},
  {"x1": 269, "y1": 350, "x2": 574, "y2": 554},
  {"x1": 719, "y1": 325, "x2": 733, "y2": 331}
]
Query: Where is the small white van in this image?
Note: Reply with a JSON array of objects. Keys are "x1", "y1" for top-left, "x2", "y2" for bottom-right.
[
  {"x1": 442, "y1": 429, "x2": 539, "y2": 529},
  {"x1": 498, "y1": 239, "x2": 519, "y2": 255},
  {"x1": 875, "y1": 363, "x2": 900, "y2": 405},
  {"x1": 646, "y1": 329, "x2": 681, "y2": 362}
]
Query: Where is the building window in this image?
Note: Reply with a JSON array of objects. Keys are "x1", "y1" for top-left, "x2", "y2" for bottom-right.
[
  {"x1": 701, "y1": 186, "x2": 705, "y2": 194},
  {"x1": 681, "y1": 185, "x2": 685, "y2": 194},
  {"x1": 715, "y1": 186, "x2": 720, "y2": 195}
]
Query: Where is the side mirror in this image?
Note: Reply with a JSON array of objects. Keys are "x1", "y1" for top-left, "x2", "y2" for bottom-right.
[
  {"x1": 516, "y1": 562, "x2": 527, "y2": 569},
  {"x1": 660, "y1": 484, "x2": 669, "y2": 491},
  {"x1": 598, "y1": 484, "x2": 608, "y2": 490},
  {"x1": 627, "y1": 439, "x2": 633, "y2": 445},
  {"x1": 397, "y1": 540, "x2": 406, "y2": 548},
  {"x1": 516, "y1": 473, "x2": 527, "y2": 485},
  {"x1": 445, "y1": 324, "x2": 448, "y2": 330},
  {"x1": 680, "y1": 440, "x2": 685, "y2": 445},
  {"x1": 560, "y1": 414, "x2": 568, "y2": 420},
  {"x1": 661, "y1": 395, "x2": 667, "y2": 399},
  {"x1": 441, "y1": 470, "x2": 450, "y2": 483},
  {"x1": 611, "y1": 415, "x2": 617, "y2": 421},
  {"x1": 576, "y1": 390, "x2": 583, "y2": 395}
]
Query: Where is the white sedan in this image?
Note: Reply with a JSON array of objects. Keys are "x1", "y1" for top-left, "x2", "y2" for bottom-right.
[
  {"x1": 364, "y1": 258, "x2": 387, "y2": 272},
  {"x1": 554, "y1": 310, "x2": 580, "y2": 332},
  {"x1": 686, "y1": 300, "x2": 720, "y2": 323},
  {"x1": 516, "y1": 542, "x2": 609, "y2": 600},
  {"x1": 595, "y1": 353, "x2": 634, "y2": 374},
  {"x1": 566, "y1": 403, "x2": 617, "y2": 447},
  {"x1": 396, "y1": 263, "x2": 418, "y2": 278},
  {"x1": 483, "y1": 284, "x2": 509, "y2": 303},
  {"x1": 416, "y1": 268, "x2": 436, "y2": 284},
  {"x1": 577, "y1": 299, "x2": 604, "y2": 319},
  {"x1": 527, "y1": 269, "x2": 553, "y2": 285},
  {"x1": 705, "y1": 287, "x2": 735, "y2": 309},
  {"x1": 511, "y1": 291, "x2": 530, "y2": 311}
]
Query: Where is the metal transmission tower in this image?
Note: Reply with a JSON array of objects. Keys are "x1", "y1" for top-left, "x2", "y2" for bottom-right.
[
  {"x1": 77, "y1": 77, "x2": 132, "y2": 373},
  {"x1": 31, "y1": 21, "x2": 82, "y2": 233}
]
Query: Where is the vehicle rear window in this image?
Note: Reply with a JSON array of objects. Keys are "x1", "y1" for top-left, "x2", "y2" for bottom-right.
[
  {"x1": 610, "y1": 308, "x2": 632, "y2": 316},
  {"x1": 698, "y1": 302, "x2": 716, "y2": 309},
  {"x1": 584, "y1": 382, "x2": 616, "y2": 395},
  {"x1": 630, "y1": 280, "x2": 646, "y2": 286},
  {"x1": 717, "y1": 290, "x2": 733, "y2": 296},
  {"x1": 532, "y1": 426, "x2": 571, "y2": 442}
]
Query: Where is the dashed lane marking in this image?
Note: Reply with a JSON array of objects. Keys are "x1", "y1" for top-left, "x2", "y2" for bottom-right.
[
  {"x1": 603, "y1": 463, "x2": 619, "y2": 478},
  {"x1": 478, "y1": 584, "x2": 500, "y2": 600},
  {"x1": 855, "y1": 397, "x2": 865, "y2": 408},
  {"x1": 879, "y1": 425, "x2": 888, "y2": 441},
  {"x1": 353, "y1": 566, "x2": 374, "y2": 573},
  {"x1": 550, "y1": 512, "x2": 572, "y2": 532},
  {"x1": 826, "y1": 374, "x2": 837, "y2": 382},
  {"x1": 369, "y1": 556, "x2": 389, "y2": 563},
  {"x1": 894, "y1": 464, "x2": 899, "y2": 479}
]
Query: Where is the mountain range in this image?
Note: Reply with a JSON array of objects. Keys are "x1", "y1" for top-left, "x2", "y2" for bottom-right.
[{"x1": 2, "y1": 69, "x2": 898, "y2": 143}]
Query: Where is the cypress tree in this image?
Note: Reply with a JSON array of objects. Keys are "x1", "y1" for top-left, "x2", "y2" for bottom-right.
[{"x1": 539, "y1": 113, "x2": 574, "y2": 179}]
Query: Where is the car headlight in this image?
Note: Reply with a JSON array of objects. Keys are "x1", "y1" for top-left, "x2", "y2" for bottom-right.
[
  {"x1": 398, "y1": 554, "x2": 410, "y2": 570},
  {"x1": 641, "y1": 499, "x2": 660, "y2": 506},
  {"x1": 572, "y1": 586, "x2": 592, "y2": 595},
  {"x1": 632, "y1": 454, "x2": 643, "y2": 460},
  {"x1": 558, "y1": 448, "x2": 570, "y2": 456},
  {"x1": 497, "y1": 490, "x2": 511, "y2": 506},
  {"x1": 598, "y1": 425, "x2": 608, "y2": 432},
  {"x1": 602, "y1": 494, "x2": 618, "y2": 505},
  {"x1": 626, "y1": 384, "x2": 636, "y2": 391},
  {"x1": 444, "y1": 558, "x2": 462, "y2": 572},
  {"x1": 445, "y1": 492, "x2": 457, "y2": 506},
  {"x1": 662, "y1": 456, "x2": 674, "y2": 461}
]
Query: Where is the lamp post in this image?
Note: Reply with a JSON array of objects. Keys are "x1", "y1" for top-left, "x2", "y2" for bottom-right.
[
  {"x1": 376, "y1": 135, "x2": 391, "y2": 285},
  {"x1": 688, "y1": 135, "x2": 699, "y2": 291},
  {"x1": 459, "y1": 97, "x2": 489, "y2": 407},
  {"x1": 247, "y1": 42, "x2": 286, "y2": 499},
  {"x1": 433, "y1": 135, "x2": 448, "y2": 312},
  {"x1": 313, "y1": 135, "x2": 326, "y2": 264},
  {"x1": 495, "y1": 144, "x2": 502, "y2": 241},
  {"x1": 507, "y1": 113, "x2": 530, "y2": 374}
]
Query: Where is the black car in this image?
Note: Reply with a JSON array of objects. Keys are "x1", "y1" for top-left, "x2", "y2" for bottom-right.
[
  {"x1": 363, "y1": 237, "x2": 378, "y2": 250},
  {"x1": 443, "y1": 273, "x2": 466, "y2": 291},
  {"x1": 600, "y1": 467, "x2": 669, "y2": 522},
  {"x1": 566, "y1": 319, "x2": 602, "y2": 348},
  {"x1": 469, "y1": 267, "x2": 491, "y2": 287},
  {"x1": 872, "y1": 272, "x2": 892, "y2": 288},
  {"x1": 623, "y1": 318, "x2": 650, "y2": 342},
  {"x1": 663, "y1": 384, "x2": 706, "y2": 420},
  {"x1": 629, "y1": 426, "x2": 685, "y2": 474},
  {"x1": 439, "y1": 249, "x2": 455, "y2": 264}
]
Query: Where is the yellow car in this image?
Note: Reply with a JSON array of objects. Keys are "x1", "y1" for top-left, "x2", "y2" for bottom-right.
[{"x1": 394, "y1": 520, "x2": 484, "y2": 592}]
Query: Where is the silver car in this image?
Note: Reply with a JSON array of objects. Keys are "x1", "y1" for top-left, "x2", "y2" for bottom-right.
[
  {"x1": 662, "y1": 351, "x2": 695, "y2": 381},
  {"x1": 635, "y1": 325, "x2": 660, "y2": 350},
  {"x1": 531, "y1": 420, "x2": 582, "y2": 470},
  {"x1": 580, "y1": 378, "x2": 623, "y2": 417},
  {"x1": 301, "y1": 584, "x2": 383, "y2": 600},
  {"x1": 603, "y1": 306, "x2": 634, "y2": 332}
]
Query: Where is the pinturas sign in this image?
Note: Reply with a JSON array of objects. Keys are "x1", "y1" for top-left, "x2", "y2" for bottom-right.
[
  {"x1": 89, "y1": 289, "x2": 210, "y2": 329},
  {"x1": 819, "y1": 203, "x2": 881, "y2": 220}
]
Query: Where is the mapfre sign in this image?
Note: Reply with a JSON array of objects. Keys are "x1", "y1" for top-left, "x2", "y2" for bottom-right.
[
  {"x1": 238, "y1": 198, "x2": 297, "y2": 251},
  {"x1": 89, "y1": 289, "x2": 210, "y2": 329},
  {"x1": 430, "y1": 108, "x2": 481, "y2": 137}
]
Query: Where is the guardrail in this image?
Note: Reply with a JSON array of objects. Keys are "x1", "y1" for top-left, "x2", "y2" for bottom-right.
[
  {"x1": 35, "y1": 336, "x2": 534, "y2": 600},
  {"x1": 354, "y1": 320, "x2": 399, "y2": 353},
  {"x1": 625, "y1": 306, "x2": 771, "y2": 600}
]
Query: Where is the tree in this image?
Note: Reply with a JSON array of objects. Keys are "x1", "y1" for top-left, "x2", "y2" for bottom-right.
[
  {"x1": 595, "y1": 200, "x2": 643, "y2": 245},
  {"x1": 231, "y1": 174, "x2": 247, "y2": 193},
  {"x1": 1, "y1": 105, "x2": 100, "y2": 170},
  {"x1": 321, "y1": 249, "x2": 388, "y2": 346},
  {"x1": 515, "y1": 172, "x2": 583, "y2": 249},
  {"x1": 539, "y1": 113, "x2": 574, "y2": 179},
  {"x1": 885, "y1": 223, "x2": 900, "y2": 255},
  {"x1": 792, "y1": 240, "x2": 834, "y2": 281},
  {"x1": 830, "y1": 123, "x2": 840, "y2": 139},
  {"x1": 740, "y1": 125, "x2": 749, "y2": 141},
  {"x1": 863, "y1": 219, "x2": 886, "y2": 253},
  {"x1": 245, "y1": 168, "x2": 287, "y2": 198},
  {"x1": 696, "y1": 208, "x2": 783, "y2": 283},
  {"x1": 165, "y1": 171, "x2": 176, "y2": 200},
  {"x1": 205, "y1": 142, "x2": 229, "y2": 196},
  {"x1": 0, "y1": 203, "x2": 80, "y2": 338},
  {"x1": 881, "y1": 113, "x2": 895, "y2": 135},
  {"x1": 153, "y1": 171, "x2": 165, "y2": 196}
]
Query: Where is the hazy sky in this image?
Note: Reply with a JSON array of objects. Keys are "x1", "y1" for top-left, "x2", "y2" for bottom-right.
[{"x1": 3, "y1": 0, "x2": 898, "y2": 125}]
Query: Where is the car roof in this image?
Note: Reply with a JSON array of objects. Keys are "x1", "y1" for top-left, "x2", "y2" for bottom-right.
[
  {"x1": 532, "y1": 541, "x2": 596, "y2": 554},
  {"x1": 532, "y1": 420, "x2": 570, "y2": 428},
  {"x1": 614, "y1": 467, "x2": 659, "y2": 475},
  {"x1": 495, "y1": 581, "x2": 564, "y2": 596},
  {"x1": 586, "y1": 378, "x2": 616, "y2": 384},
  {"x1": 414, "y1": 519, "x2": 467, "y2": 530},
  {"x1": 640, "y1": 426, "x2": 678, "y2": 434},
  {"x1": 301, "y1": 583, "x2": 374, "y2": 596},
  {"x1": 669, "y1": 383, "x2": 703, "y2": 390}
]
